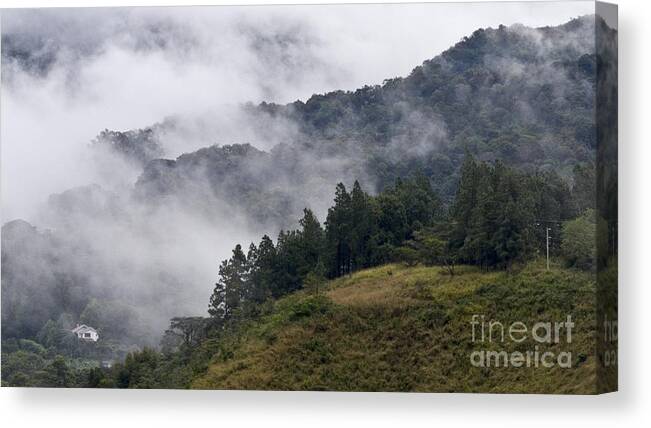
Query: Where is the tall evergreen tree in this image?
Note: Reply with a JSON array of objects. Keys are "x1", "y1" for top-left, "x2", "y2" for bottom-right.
[
  {"x1": 349, "y1": 181, "x2": 377, "y2": 271},
  {"x1": 272, "y1": 230, "x2": 304, "y2": 297},
  {"x1": 490, "y1": 163, "x2": 534, "y2": 268},
  {"x1": 247, "y1": 235, "x2": 276, "y2": 302},
  {"x1": 376, "y1": 190, "x2": 409, "y2": 247},
  {"x1": 450, "y1": 154, "x2": 481, "y2": 253},
  {"x1": 208, "y1": 244, "x2": 248, "y2": 321},
  {"x1": 325, "y1": 183, "x2": 353, "y2": 277},
  {"x1": 298, "y1": 208, "x2": 324, "y2": 273}
]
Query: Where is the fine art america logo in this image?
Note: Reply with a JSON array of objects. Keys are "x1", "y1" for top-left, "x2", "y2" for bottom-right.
[{"x1": 470, "y1": 314, "x2": 575, "y2": 369}]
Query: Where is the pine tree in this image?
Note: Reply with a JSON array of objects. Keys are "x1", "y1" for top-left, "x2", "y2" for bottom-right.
[
  {"x1": 450, "y1": 153, "x2": 481, "y2": 254},
  {"x1": 463, "y1": 162, "x2": 495, "y2": 267},
  {"x1": 493, "y1": 167, "x2": 535, "y2": 268},
  {"x1": 208, "y1": 244, "x2": 248, "y2": 321},
  {"x1": 298, "y1": 208, "x2": 324, "y2": 273},
  {"x1": 249, "y1": 235, "x2": 276, "y2": 301},
  {"x1": 325, "y1": 183, "x2": 353, "y2": 277},
  {"x1": 243, "y1": 242, "x2": 267, "y2": 304},
  {"x1": 350, "y1": 181, "x2": 375, "y2": 271},
  {"x1": 273, "y1": 230, "x2": 304, "y2": 297},
  {"x1": 376, "y1": 190, "x2": 409, "y2": 246}
]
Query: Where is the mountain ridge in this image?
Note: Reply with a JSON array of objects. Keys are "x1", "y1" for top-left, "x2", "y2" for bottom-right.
[{"x1": 121, "y1": 14, "x2": 610, "y2": 220}]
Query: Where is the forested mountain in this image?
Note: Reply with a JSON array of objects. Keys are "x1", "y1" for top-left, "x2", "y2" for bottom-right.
[
  {"x1": 118, "y1": 15, "x2": 608, "y2": 214},
  {"x1": 1, "y1": 15, "x2": 617, "y2": 388},
  {"x1": 255, "y1": 16, "x2": 601, "y2": 191}
]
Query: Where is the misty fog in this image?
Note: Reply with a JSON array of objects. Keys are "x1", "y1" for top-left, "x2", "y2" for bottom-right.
[{"x1": 1, "y1": 2, "x2": 595, "y2": 341}]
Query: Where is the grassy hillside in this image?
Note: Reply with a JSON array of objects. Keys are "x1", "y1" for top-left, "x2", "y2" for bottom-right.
[{"x1": 192, "y1": 261, "x2": 598, "y2": 394}]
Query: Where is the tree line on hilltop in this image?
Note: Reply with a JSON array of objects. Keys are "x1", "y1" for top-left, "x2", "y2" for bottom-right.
[{"x1": 204, "y1": 154, "x2": 597, "y2": 330}]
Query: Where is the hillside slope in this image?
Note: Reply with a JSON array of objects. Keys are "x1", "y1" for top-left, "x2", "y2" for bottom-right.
[{"x1": 192, "y1": 262, "x2": 598, "y2": 393}]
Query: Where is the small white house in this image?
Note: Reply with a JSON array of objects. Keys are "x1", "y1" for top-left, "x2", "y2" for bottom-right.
[{"x1": 71, "y1": 324, "x2": 99, "y2": 342}]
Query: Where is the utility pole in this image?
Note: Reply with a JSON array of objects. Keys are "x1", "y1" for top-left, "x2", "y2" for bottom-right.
[
  {"x1": 546, "y1": 227, "x2": 551, "y2": 271},
  {"x1": 536, "y1": 220, "x2": 560, "y2": 270}
]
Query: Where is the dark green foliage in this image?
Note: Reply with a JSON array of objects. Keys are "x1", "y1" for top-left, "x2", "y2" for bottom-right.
[
  {"x1": 402, "y1": 229, "x2": 458, "y2": 274},
  {"x1": 207, "y1": 174, "x2": 447, "y2": 323},
  {"x1": 451, "y1": 158, "x2": 531, "y2": 267},
  {"x1": 299, "y1": 209, "x2": 324, "y2": 273},
  {"x1": 304, "y1": 260, "x2": 327, "y2": 296},
  {"x1": 561, "y1": 210, "x2": 596, "y2": 270},
  {"x1": 161, "y1": 317, "x2": 209, "y2": 353},
  {"x1": 247, "y1": 235, "x2": 276, "y2": 302},
  {"x1": 376, "y1": 175, "x2": 443, "y2": 246},
  {"x1": 393, "y1": 246, "x2": 420, "y2": 267},
  {"x1": 322, "y1": 176, "x2": 443, "y2": 277},
  {"x1": 208, "y1": 244, "x2": 248, "y2": 321},
  {"x1": 273, "y1": 230, "x2": 308, "y2": 296},
  {"x1": 1, "y1": 349, "x2": 46, "y2": 385},
  {"x1": 86, "y1": 367, "x2": 106, "y2": 388},
  {"x1": 447, "y1": 155, "x2": 574, "y2": 269},
  {"x1": 44, "y1": 356, "x2": 73, "y2": 387},
  {"x1": 349, "y1": 181, "x2": 377, "y2": 271},
  {"x1": 0, "y1": 342, "x2": 103, "y2": 388},
  {"x1": 325, "y1": 183, "x2": 354, "y2": 277},
  {"x1": 209, "y1": 158, "x2": 581, "y2": 324},
  {"x1": 207, "y1": 209, "x2": 328, "y2": 323}
]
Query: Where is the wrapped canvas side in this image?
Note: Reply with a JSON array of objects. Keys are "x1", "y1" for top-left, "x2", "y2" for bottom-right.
[{"x1": 595, "y1": 1, "x2": 618, "y2": 394}]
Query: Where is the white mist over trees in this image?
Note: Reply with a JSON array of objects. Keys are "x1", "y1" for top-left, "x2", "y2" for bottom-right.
[{"x1": 1, "y1": 3, "x2": 598, "y2": 353}]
